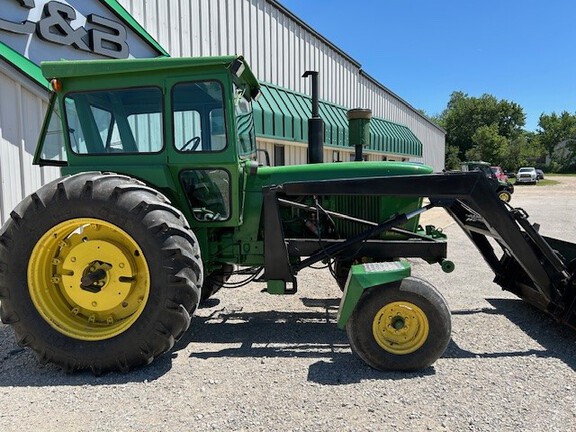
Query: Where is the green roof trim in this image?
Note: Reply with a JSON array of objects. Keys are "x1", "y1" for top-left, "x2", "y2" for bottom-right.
[
  {"x1": 254, "y1": 83, "x2": 422, "y2": 157},
  {"x1": 0, "y1": 41, "x2": 47, "y2": 88},
  {"x1": 0, "y1": 0, "x2": 167, "y2": 89}
]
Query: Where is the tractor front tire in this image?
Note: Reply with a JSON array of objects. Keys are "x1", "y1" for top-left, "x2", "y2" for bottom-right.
[
  {"x1": 346, "y1": 277, "x2": 451, "y2": 371},
  {"x1": 0, "y1": 172, "x2": 202, "y2": 374},
  {"x1": 334, "y1": 258, "x2": 354, "y2": 291}
]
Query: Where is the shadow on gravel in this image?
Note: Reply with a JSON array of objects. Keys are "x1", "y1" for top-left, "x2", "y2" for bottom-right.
[
  {"x1": 0, "y1": 324, "x2": 175, "y2": 387},
  {"x1": 445, "y1": 298, "x2": 576, "y2": 371},
  {"x1": 178, "y1": 297, "x2": 439, "y2": 384},
  {"x1": 6, "y1": 296, "x2": 565, "y2": 387},
  {"x1": 306, "y1": 358, "x2": 436, "y2": 385}
]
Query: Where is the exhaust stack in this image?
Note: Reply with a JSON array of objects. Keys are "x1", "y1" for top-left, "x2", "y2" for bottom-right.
[{"x1": 302, "y1": 71, "x2": 324, "y2": 163}]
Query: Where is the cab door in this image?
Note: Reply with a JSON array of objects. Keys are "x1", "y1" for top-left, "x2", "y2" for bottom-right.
[{"x1": 165, "y1": 74, "x2": 242, "y2": 228}]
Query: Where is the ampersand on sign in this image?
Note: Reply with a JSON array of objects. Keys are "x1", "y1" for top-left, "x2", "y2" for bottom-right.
[{"x1": 36, "y1": 1, "x2": 90, "y2": 52}]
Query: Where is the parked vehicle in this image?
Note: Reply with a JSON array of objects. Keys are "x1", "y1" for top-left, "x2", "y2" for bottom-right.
[
  {"x1": 516, "y1": 167, "x2": 538, "y2": 184},
  {"x1": 490, "y1": 166, "x2": 508, "y2": 182},
  {"x1": 461, "y1": 161, "x2": 514, "y2": 202},
  {"x1": 536, "y1": 169, "x2": 545, "y2": 180}
]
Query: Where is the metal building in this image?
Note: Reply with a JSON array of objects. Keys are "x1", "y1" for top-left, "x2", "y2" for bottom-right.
[
  {"x1": 0, "y1": 0, "x2": 445, "y2": 224},
  {"x1": 118, "y1": 0, "x2": 445, "y2": 167}
]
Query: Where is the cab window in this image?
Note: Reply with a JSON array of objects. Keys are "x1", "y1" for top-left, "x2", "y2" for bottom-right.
[
  {"x1": 36, "y1": 94, "x2": 67, "y2": 164},
  {"x1": 234, "y1": 85, "x2": 256, "y2": 157},
  {"x1": 172, "y1": 81, "x2": 227, "y2": 152},
  {"x1": 64, "y1": 87, "x2": 163, "y2": 154},
  {"x1": 180, "y1": 169, "x2": 231, "y2": 222}
]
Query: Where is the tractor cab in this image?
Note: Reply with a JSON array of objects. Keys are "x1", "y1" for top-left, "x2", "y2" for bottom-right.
[{"x1": 34, "y1": 55, "x2": 260, "y2": 228}]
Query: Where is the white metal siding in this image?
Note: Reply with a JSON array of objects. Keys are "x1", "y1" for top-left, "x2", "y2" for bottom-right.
[
  {"x1": 0, "y1": 0, "x2": 445, "y2": 224},
  {"x1": 0, "y1": 64, "x2": 60, "y2": 225},
  {"x1": 119, "y1": 0, "x2": 445, "y2": 170},
  {"x1": 256, "y1": 138, "x2": 409, "y2": 166}
]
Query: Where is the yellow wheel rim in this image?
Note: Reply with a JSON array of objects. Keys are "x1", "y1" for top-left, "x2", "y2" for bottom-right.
[
  {"x1": 372, "y1": 301, "x2": 429, "y2": 355},
  {"x1": 28, "y1": 218, "x2": 150, "y2": 341}
]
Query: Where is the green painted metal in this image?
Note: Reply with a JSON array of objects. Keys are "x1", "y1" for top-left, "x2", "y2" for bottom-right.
[
  {"x1": 36, "y1": 56, "x2": 260, "y2": 267},
  {"x1": 348, "y1": 109, "x2": 372, "y2": 161},
  {"x1": 0, "y1": 41, "x2": 47, "y2": 88},
  {"x1": 35, "y1": 54, "x2": 432, "y2": 278},
  {"x1": 253, "y1": 82, "x2": 422, "y2": 157},
  {"x1": 266, "y1": 280, "x2": 287, "y2": 294},
  {"x1": 41, "y1": 55, "x2": 258, "y2": 83},
  {"x1": 234, "y1": 161, "x2": 432, "y2": 266},
  {"x1": 336, "y1": 261, "x2": 412, "y2": 329},
  {"x1": 247, "y1": 161, "x2": 432, "y2": 189}
]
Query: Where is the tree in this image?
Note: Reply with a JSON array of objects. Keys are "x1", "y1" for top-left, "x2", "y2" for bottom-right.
[
  {"x1": 444, "y1": 145, "x2": 461, "y2": 171},
  {"x1": 506, "y1": 133, "x2": 543, "y2": 170},
  {"x1": 537, "y1": 111, "x2": 576, "y2": 160},
  {"x1": 437, "y1": 91, "x2": 526, "y2": 161},
  {"x1": 470, "y1": 124, "x2": 509, "y2": 165}
]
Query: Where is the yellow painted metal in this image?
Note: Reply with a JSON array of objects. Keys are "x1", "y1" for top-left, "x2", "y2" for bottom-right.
[
  {"x1": 28, "y1": 218, "x2": 150, "y2": 341},
  {"x1": 372, "y1": 301, "x2": 429, "y2": 355}
]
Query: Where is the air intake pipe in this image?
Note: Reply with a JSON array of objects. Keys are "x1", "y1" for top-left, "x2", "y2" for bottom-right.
[
  {"x1": 302, "y1": 71, "x2": 324, "y2": 163},
  {"x1": 347, "y1": 108, "x2": 372, "y2": 161}
]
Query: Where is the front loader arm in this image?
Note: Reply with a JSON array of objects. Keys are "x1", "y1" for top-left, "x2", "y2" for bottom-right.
[{"x1": 263, "y1": 171, "x2": 576, "y2": 329}]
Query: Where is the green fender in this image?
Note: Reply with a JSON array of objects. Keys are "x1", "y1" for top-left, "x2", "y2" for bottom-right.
[{"x1": 336, "y1": 261, "x2": 411, "y2": 329}]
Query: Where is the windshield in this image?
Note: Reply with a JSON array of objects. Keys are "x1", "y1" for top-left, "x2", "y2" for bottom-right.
[
  {"x1": 234, "y1": 85, "x2": 256, "y2": 157},
  {"x1": 64, "y1": 87, "x2": 164, "y2": 154}
]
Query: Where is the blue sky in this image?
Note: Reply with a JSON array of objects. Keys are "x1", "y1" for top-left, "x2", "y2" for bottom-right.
[{"x1": 278, "y1": 0, "x2": 576, "y2": 131}]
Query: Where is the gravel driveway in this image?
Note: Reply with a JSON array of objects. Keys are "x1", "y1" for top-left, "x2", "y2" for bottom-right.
[{"x1": 1, "y1": 176, "x2": 575, "y2": 432}]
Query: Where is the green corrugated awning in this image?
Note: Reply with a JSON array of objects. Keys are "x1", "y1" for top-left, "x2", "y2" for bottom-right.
[{"x1": 253, "y1": 83, "x2": 422, "y2": 157}]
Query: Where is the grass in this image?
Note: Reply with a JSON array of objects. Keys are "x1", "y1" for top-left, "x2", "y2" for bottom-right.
[
  {"x1": 511, "y1": 178, "x2": 560, "y2": 186},
  {"x1": 536, "y1": 179, "x2": 560, "y2": 186}
]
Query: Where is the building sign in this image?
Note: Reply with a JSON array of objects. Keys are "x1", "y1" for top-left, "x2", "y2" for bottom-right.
[
  {"x1": 0, "y1": 0, "x2": 165, "y2": 81},
  {"x1": 1, "y1": 0, "x2": 132, "y2": 59}
]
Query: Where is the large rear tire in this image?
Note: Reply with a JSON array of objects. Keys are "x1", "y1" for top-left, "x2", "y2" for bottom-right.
[
  {"x1": 346, "y1": 277, "x2": 451, "y2": 371},
  {"x1": 0, "y1": 172, "x2": 202, "y2": 374},
  {"x1": 200, "y1": 264, "x2": 234, "y2": 303}
]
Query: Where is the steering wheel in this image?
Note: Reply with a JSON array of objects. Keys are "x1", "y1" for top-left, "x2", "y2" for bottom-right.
[
  {"x1": 192, "y1": 207, "x2": 222, "y2": 221},
  {"x1": 181, "y1": 136, "x2": 201, "y2": 151}
]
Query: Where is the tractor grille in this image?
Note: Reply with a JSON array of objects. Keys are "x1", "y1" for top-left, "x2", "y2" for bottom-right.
[
  {"x1": 327, "y1": 195, "x2": 422, "y2": 238},
  {"x1": 330, "y1": 195, "x2": 382, "y2": 237}
]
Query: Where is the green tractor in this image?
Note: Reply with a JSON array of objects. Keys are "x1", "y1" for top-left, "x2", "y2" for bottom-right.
[
  {"x1": 461, "y1": 161, "x2": 514, "y2": 202},
  {"x1": 2, "y1": 56, "x2": 576, "y2": 375}
]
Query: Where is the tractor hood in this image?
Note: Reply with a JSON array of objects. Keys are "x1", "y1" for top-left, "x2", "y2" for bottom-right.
[{"x1": 246, "y1": 161, "x2": 433, "y2": 192}]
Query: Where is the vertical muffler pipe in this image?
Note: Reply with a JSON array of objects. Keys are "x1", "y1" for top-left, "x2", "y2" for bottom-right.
[
  {"x1": 302, "y1": 71, "x2": 324, "y2": 163},
  {"x1": 347, "y1": 108, "x2": 372, "y2": 161}
]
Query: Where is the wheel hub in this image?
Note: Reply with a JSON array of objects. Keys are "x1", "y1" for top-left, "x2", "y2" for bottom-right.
[
  {"x1": 28, "y1": 218, "x2": 150, "y2": 341},
  {"x1": 80, "y1": 265, "x2": 108, "y2": 293},
  {"x1": 61, "y1": 239, "x2": 135, "y2": 312},
  {"x1": 372, "y1": 301, "x2": 429, "y2": 355}
]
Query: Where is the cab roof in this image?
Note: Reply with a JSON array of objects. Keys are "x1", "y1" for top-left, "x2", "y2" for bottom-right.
[{"x1": 41, "y1": 55, "x2": 260, "y2": 95}]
